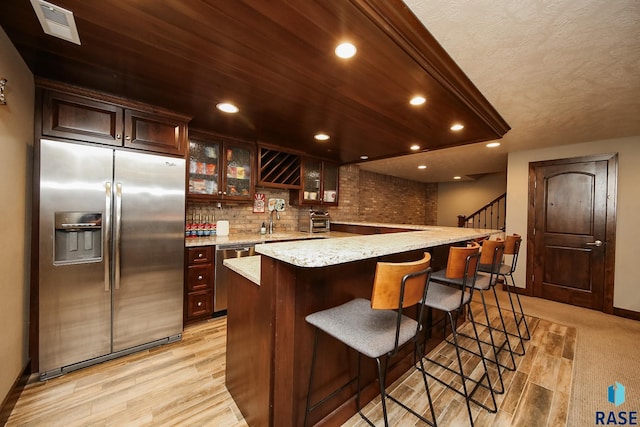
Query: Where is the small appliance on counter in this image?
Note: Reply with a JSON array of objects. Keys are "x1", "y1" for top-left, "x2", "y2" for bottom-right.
[
  {"x1": 216, "y1": 220, "x2": 230, "y2": 236},
  {"x1": 299, "y1": 209, "x2": 330, "y2": 233}
]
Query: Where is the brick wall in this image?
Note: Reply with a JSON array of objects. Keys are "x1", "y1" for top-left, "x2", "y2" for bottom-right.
[
  {"x1": 328, "y1": 167, "x2": 438, "y2": 225},
  {"x1": 187, "y1": 165, "x2": 438, "y2": 234}
]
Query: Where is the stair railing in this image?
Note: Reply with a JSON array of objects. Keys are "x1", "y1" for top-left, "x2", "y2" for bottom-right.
[{"x1": 457, "y1": 193, "x2": 506, "y2": 230}]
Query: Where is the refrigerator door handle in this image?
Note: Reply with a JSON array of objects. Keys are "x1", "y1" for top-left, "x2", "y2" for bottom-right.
[
  {"x1": 114, "y1": 183, "x2": 123, "y2": 290},
  {"x1": 104, "y1": 182, "x2": 112, "y2": 292}
]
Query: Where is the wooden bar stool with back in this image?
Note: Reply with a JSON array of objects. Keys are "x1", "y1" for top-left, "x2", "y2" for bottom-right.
[{"x1": 304, "y1": 252, "x2": 437, "y2": 427}]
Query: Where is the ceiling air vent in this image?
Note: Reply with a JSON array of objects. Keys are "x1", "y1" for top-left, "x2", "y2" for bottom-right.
[{"x1": 30, "y1": 0, "x2": 81, "y2": 45}]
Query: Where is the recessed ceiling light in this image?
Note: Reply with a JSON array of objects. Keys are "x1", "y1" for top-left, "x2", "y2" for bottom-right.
[
  {"x1": 360, "y1": 155, "x2": 369, "y2": 160},
  {"x1": 410, "y1": 144, "x2": 421, "y2": 151},
  {"x1": 314, "y1": 133, "x2": 330, "y2": 141},
  {"x1": 216, "y1": 102, "x2": 239, "y2": 113},
  {"x1": 450, "y1": 123, "x2": 464, "y2": 131},
  {"x1": 486, "y1": 142, "x2": 501, "y2": 148},
  {"x1": 335, "y1": 42, "x2": 357, "y2": 59},
  {"x1": 418, "y1": 165, "x2": 427, "y2": 170},
  {"x1": 453, "y1": 176, "x2": 462, "y2": 180},
  {"x1": 410, "y1": 96, "x2": 426, "y2": 106}
]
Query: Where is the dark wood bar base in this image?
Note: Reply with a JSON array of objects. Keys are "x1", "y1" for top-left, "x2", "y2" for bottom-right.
[{"x1": 225, "y1": 246, "x2": 458, "y2": 427}]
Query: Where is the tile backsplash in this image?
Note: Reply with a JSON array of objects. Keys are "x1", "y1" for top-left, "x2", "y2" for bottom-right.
[{"x1": 187, "y1": 188, "x2": 305, "y2": 235}]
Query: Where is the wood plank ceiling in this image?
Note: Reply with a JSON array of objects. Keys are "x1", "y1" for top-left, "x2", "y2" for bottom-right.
[{"x1": 0, "y1": 0, "x2": 510, "y2": 164}]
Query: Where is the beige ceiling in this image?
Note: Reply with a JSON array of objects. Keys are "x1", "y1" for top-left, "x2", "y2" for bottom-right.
[{"x1": 360, "y1": 0, "x2": 640, "y2": 182}]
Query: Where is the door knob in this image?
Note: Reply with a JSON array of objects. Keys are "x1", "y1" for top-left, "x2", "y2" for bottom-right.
[{"x1": 586, "y1": 240, "x2": 603, "y2": 247}]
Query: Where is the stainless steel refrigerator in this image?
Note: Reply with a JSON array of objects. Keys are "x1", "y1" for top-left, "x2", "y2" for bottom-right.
[{"x1": 37, "y1": 138, "x2": 185, "y2": 380}]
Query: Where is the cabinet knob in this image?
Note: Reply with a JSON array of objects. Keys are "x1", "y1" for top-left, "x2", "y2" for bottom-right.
[
  {"x1": 125, "y1": 136, "x2": 131, "y2": 141},
  {"x1": 116, "y1": 134, "x2": 121, "y2": 139},
  {"x1": 198, "y1": 275, "x2": 203, "y2": 280},
  {"x1": 197, "y1": 301, "x2": 202, "y2": 307},
  {"x1": 198, "y1": 253, "x2": 203, "y2": 258}
]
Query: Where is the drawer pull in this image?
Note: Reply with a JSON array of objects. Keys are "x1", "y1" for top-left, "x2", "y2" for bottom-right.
[
  {"x1": 197, "y1": 301, "x2": 203, "y2": 307},
  {"x1": 198, "y1": 275, "x2": 203, "y2": 280},
  {"x1": 198, "y1": 253, "x2": 203, "y2": 258}
]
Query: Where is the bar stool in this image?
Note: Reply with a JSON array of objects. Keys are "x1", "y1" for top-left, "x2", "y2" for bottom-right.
[
  {"x1": 417, "y1": 242, "x2": 497, "y2": 427},
  {"x1": 304, "y1": 253, "x2": 436, "y2": 427},
  {"x1": 479, "y1": 234, "x2": 531, "y2": 351},
  {"x1": 454, "y1": 238, "x2": 516, "y2": 395}
]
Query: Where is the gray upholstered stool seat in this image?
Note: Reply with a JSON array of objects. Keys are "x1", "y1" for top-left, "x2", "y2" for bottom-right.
[
  {"x1": 422, "y1": 282, "x2": 471, "y2": 312},
  {"x1": 305, "y1": 298, "x2": 418, "y2": 359}
]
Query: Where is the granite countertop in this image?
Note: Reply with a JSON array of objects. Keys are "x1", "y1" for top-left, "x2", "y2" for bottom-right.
[
  {"x1": 224, "y1": 255, "x2": 261, "y2": 286},
  {"x1": 255, "y1": 225, "x2": 501, "y2": 268},
  {"x1": 185, "y1": 231, "x2": 353, "y2": 247}
]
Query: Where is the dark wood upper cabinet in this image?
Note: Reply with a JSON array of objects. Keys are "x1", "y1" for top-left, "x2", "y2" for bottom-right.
[
  {"x1": 290, "y1": 157, "x2": 339, "y2": 206},
  {"x1": 38, "y1": 79, "x2": 189, "y2": 157},
  {"x1": 257, "y1": 144, "x2": 302, "y2": 189},
  {"x1": 42, "y1": 90, "x2": 123, "y2": 147},
  {"x1": 124, "y1": 109, "x2": 186, "y2": 156},
  {"x1": 187, "y1": 130, "x2": 256, "y2": 202}
]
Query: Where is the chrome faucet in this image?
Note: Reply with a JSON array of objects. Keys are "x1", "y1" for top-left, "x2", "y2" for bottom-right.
[{"x1": 268, "y1": 209, "x2": 279, "y2": 234}]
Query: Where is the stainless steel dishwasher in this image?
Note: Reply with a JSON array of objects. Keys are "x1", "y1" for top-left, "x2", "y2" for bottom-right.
[{"x1": 214, "y1": 244, "x2": 256, "y2": 313}]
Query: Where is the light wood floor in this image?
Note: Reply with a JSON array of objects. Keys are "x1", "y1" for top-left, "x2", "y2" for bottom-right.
[{"x1": 4, "y1": 302, "x2": 575, "y2": 426}]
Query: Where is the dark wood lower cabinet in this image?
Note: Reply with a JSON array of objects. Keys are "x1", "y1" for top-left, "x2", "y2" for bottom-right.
[{"x1": 184, "y1": 247, "x2": 214, "y2": 325}]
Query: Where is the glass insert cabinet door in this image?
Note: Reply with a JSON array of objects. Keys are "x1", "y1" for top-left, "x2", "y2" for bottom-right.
[
  {"x1": 225, "y1": 144, "x2": 252, "y2": 198},
  {"x1": 302, "y1": 158, "x2": 322, "y2": 202},
  {"x1": 322, "y1": 162, "x2": 338, "y2": 204},
  {"x1": 189, "y1": 139, "x2": 219, "y2": 195}
]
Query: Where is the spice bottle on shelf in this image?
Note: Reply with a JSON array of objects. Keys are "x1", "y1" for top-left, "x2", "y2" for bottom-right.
[{"x1": 260, "y1": 222, "x2": 266, "y2": 235}]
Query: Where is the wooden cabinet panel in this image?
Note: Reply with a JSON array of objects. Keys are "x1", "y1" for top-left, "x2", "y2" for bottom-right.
[
  {"x1": 290, "y1": 157, "x2": 339, "y2": 206},
  {"x1": 258, "y1": 145, "x2": 302, "y2": 188},
  {"x1": 187, "y1": 265, "x2": 212, "y2": 292},
  {"x1": 184, "y1": 246, "x2": 214, "y2": 324},
  {"x1": 186, "y1": 290, "x2": 213, "y2": 318},
  {"x1": 38, "y1": 82, "x2": 189, "y2": 156},
  {"x1": 124, "y1": 109, "x2": 186, "y2": 156},
  {"x1": 188, "y1": 131, "x2": 255, "y2": 202},
  {"x1": 42, "y1": 90, "x2": 123, "y2": 146},
  {"x1": 186, "y1": 246, "x2": 213, "y2": 264}
]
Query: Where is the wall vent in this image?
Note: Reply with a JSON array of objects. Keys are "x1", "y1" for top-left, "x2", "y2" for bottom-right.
[{"x1": 30, "y1": 0, "x2": 81, "y2": 45}]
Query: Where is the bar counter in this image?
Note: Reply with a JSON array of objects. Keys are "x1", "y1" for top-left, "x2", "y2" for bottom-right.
[{"x1": 224, "y1": 225, "x2": 498, "y2": 426}]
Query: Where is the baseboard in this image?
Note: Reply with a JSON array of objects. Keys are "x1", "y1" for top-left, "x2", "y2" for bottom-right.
[
  {"x1": 613, "y1": 306, "x2": 640, "y2": 321},
  {"x1": 502, "y1": 281, "x2": 640, "y2": 321},
  {"x1": 501, "y1": 282, "x2": 528, "y2": 296},
  {"x1": 0, "y1": 360, "x2": 31, "y2": 425}
]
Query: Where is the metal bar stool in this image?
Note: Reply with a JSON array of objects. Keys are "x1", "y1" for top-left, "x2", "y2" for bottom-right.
[
  {"x1": 452, "y1": 238, "x2": 517, "y2": 395},
  {"x1": 304, "y1": 253, "x2": 436, "y2": 427},
  {"x1": 479, "y1": 234, "x2": 531, "y2": 353},
  {"x1": 417, "y1": 242, "x2": 497, "y2": 427}
]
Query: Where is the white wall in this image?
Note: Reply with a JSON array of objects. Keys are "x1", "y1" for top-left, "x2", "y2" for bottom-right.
[
  {"x1": 437, "y1": 172, "x2": 506, "y2": 226},
  {"x1": 506, "y1": 136, "x2": 640, "y2": 312},
  {"x1": 0, "y1": 28, "x2": 34, "y2": 405}
]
